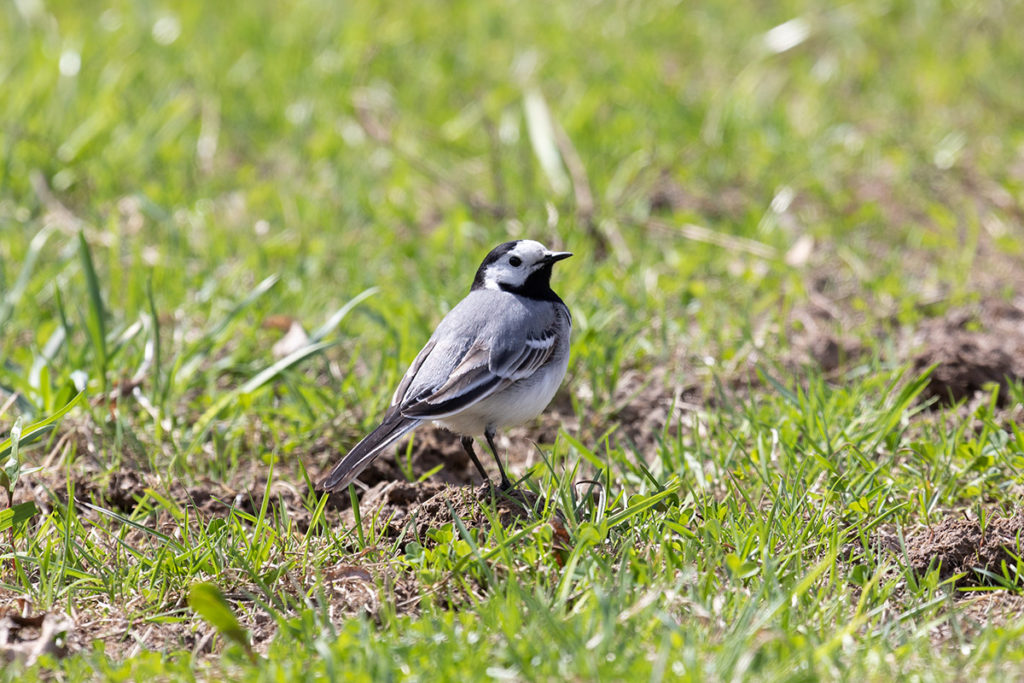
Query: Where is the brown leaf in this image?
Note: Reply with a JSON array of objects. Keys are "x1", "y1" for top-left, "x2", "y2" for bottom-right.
[{"x1": 0, "y1": 612, "x2": 74, "y2": 665}]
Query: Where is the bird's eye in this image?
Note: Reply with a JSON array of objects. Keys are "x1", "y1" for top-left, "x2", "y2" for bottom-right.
[{"x1": 509, "y1": 256, "x2": 522, "y2": 267}]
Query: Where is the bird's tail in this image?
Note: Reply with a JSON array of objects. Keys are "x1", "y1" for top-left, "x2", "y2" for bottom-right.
[{"x1": 316, "y1": 414, "x2": 421, "y2": 492}]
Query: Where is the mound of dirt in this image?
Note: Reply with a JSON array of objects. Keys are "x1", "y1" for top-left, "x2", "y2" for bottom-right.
[
  {"x1": 339, "y1": 481, "x2": 546, "y2": 543},
  {"x1": 14, "y1": 439, "x2": 549, "y2": 543},
  {"x1": 909, "y1": 301, "x2": 1024, "y2": 406},
  {"x1": 906, "y1": 514, "x2": 1024, "y2": 585},
  {"x1": 15, "y1": 466, "x2": 320, "y2": 533},
  {"x1": 319, "y1": 426, "x2": 482, "y2": 493},
  {"x1": 790, "y1": 328, "x2": 866, "y2": 374}
]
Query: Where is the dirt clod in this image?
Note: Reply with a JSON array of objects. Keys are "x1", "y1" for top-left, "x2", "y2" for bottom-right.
[
  {"x1": 341, "y1": 481, "x2": 545, "y2": 543},
  {"x1": 906, "y1": 515, "x2": 1024, "y2": 585},
  {"x1": 909, "y1": 301, "x2": 1024, "y2": 406}
]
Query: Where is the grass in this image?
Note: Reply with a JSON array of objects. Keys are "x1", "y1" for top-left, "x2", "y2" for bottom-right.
[{"x1": 3, "y1": 0, "x2": 1024, "y2": 679}]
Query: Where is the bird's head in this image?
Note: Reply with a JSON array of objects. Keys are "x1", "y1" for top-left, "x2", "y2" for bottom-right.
[{"x1": 471, "y1": 240, "x2": 572, "y2": 299}]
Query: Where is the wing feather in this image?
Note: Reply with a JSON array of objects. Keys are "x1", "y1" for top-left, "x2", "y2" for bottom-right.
[
  {"x1": 390, "y1": 338, "x2": 437, "y2": 407},
  {"x1": 399, "y1": 326, "x2": 559, "y2": 420}
]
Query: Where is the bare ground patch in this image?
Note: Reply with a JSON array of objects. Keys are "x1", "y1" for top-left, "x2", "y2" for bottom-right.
[
  {"x1": 5, "y1": 462, "x2": 558, "y2": 662},
  {"x1": 1, "y1": 561, "x2": 424, "y2": 663},
  {"x1": 13, "y1": 465, "x2": 318, "y2": 533},
  {"x1": 907, "y1": 299, "x2": 1024, "y2": 406},
  {"x1": 784, "y1": 276, "x2": 1024, "y2": 410},
  {"x1": 905, "y1": 514, "x2": 1024, "y2": 585},
  {"x1": 0, "y1": 607, "x2": 72, "y2": 666},
  {"x1": 849, "y1": 512, "x2": 1024, "y2": 590},
  {"x1": 335, "y1": 480, "x2": 548, "y2": 544},
  {"x1": 311, "y1": 425, "x2": 481, "y2": 502},
  {"x1": 12, "y1": 445, "x2": 559, "y2": 548}
]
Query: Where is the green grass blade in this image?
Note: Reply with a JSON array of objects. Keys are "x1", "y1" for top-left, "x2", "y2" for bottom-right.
[
  {"x1": 0, "y1": 389, "x2": 84, "y2": 459},
  {"x1": 0, "y1": 225, "x2": 55, "y2": 329},
  {"x1": 309, "y1": 286, "x2": 379, "y2": 342},
  {"x1": 184, "y1": 340, "x2": 335, "y2": 458},
  {"x1": 77, "y1": 230, "x2": 108, "y2": 391},
  {"x1": 0, "y1": 501, "x2": 37, "y2": 532},
  {"x1": 188, "y1": 582, "x2": 255, "y2": 660}
]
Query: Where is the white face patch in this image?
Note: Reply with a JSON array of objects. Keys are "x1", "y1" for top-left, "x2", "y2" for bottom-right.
[{"x1": 482, "y1": 240, "x2": 550, "y2": 290}]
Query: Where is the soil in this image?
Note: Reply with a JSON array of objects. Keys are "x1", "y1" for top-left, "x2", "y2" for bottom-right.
[
  {"x1": 14, "y1": 464, "x2": 316, "y2": 532},
  {"x1": 314, "y1": 425, "x2": 484, "y2": 508},
  {"x1": 786, "y1": 281, "x2": 1024, "y2": 407},
  {"x1": 852, "y1": 513, "x2": 1024, "y2": 589},
  {"x1": 908, "y1": 300, "x2": 1024, "y2": 406},
  {"x1": 5, "y1": 453, "x2": 554, "y2": 661},
  {"x1": 0, "y1": 609, "x2": 72, "y2": 666},
  {"x1": 11, "y1": 437, "x2": 551, "y2": 545},
  {"x1": 336, "y1": 480, "x2": 547, "y2": 544},
  {"x1": 905, "y1": 514, "x2": 1024, "y2": 585}
]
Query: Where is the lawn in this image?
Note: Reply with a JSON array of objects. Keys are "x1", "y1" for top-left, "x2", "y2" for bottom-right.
[{"x1": 3, "y1": 0, "x2": 1024, "y2": 679}]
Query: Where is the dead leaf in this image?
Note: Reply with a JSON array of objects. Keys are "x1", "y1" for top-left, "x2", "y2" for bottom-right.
[
  {"x1": 272, "y1": 321, "x2": 311, "y2": 359},
  {"x1": 0, "y1": 612, "x2": 74, "y2": 665}
]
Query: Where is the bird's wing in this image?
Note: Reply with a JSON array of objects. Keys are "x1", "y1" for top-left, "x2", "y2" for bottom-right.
[
  {"x1": 399, "y1": 325, "x2": 559, "y2": 420},
  {"x1": 390, "y1": 337, "x2": 437, "y2": 408}
]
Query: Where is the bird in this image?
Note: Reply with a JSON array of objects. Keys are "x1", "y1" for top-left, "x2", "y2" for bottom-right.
[{"x1": 317, "y1": 239, "x2": 572, "y2": 493}]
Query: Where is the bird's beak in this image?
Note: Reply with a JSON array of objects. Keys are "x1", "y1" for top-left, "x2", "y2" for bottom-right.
[{"x1": 543, "y1": 251, "x2": 573, "y2": 264}]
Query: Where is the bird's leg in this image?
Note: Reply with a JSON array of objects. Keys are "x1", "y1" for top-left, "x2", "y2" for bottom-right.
[
  {"x1": 484, "y1": 430, "x2": 513, "y2": 490},
  {"x1": 461, "y1": 436, "x2": 492, "y2": 487}
]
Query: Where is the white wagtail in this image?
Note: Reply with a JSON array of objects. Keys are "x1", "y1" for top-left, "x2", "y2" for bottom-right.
[{"x1": 318, "y1": 240, "x2": 572, "y2": 492}]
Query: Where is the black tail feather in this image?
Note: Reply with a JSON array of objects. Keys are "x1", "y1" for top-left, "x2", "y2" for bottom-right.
[{"x1": 316, "y1": 414, "x2": 421, "y2": 491}]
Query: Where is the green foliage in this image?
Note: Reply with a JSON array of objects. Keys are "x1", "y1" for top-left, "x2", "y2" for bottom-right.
[
  {"x1": 0, "y1": 501, "x2": 38, "y2": 533},
  {"x1": 0, "y1": 390, "x2": 83, "y2": 547},
  {"x1": 2, "y1": 0, "x2": 1024, "y2": 680},
  {"x1": 188, "y1": 582, "x2": 255, "y2": 660}
]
